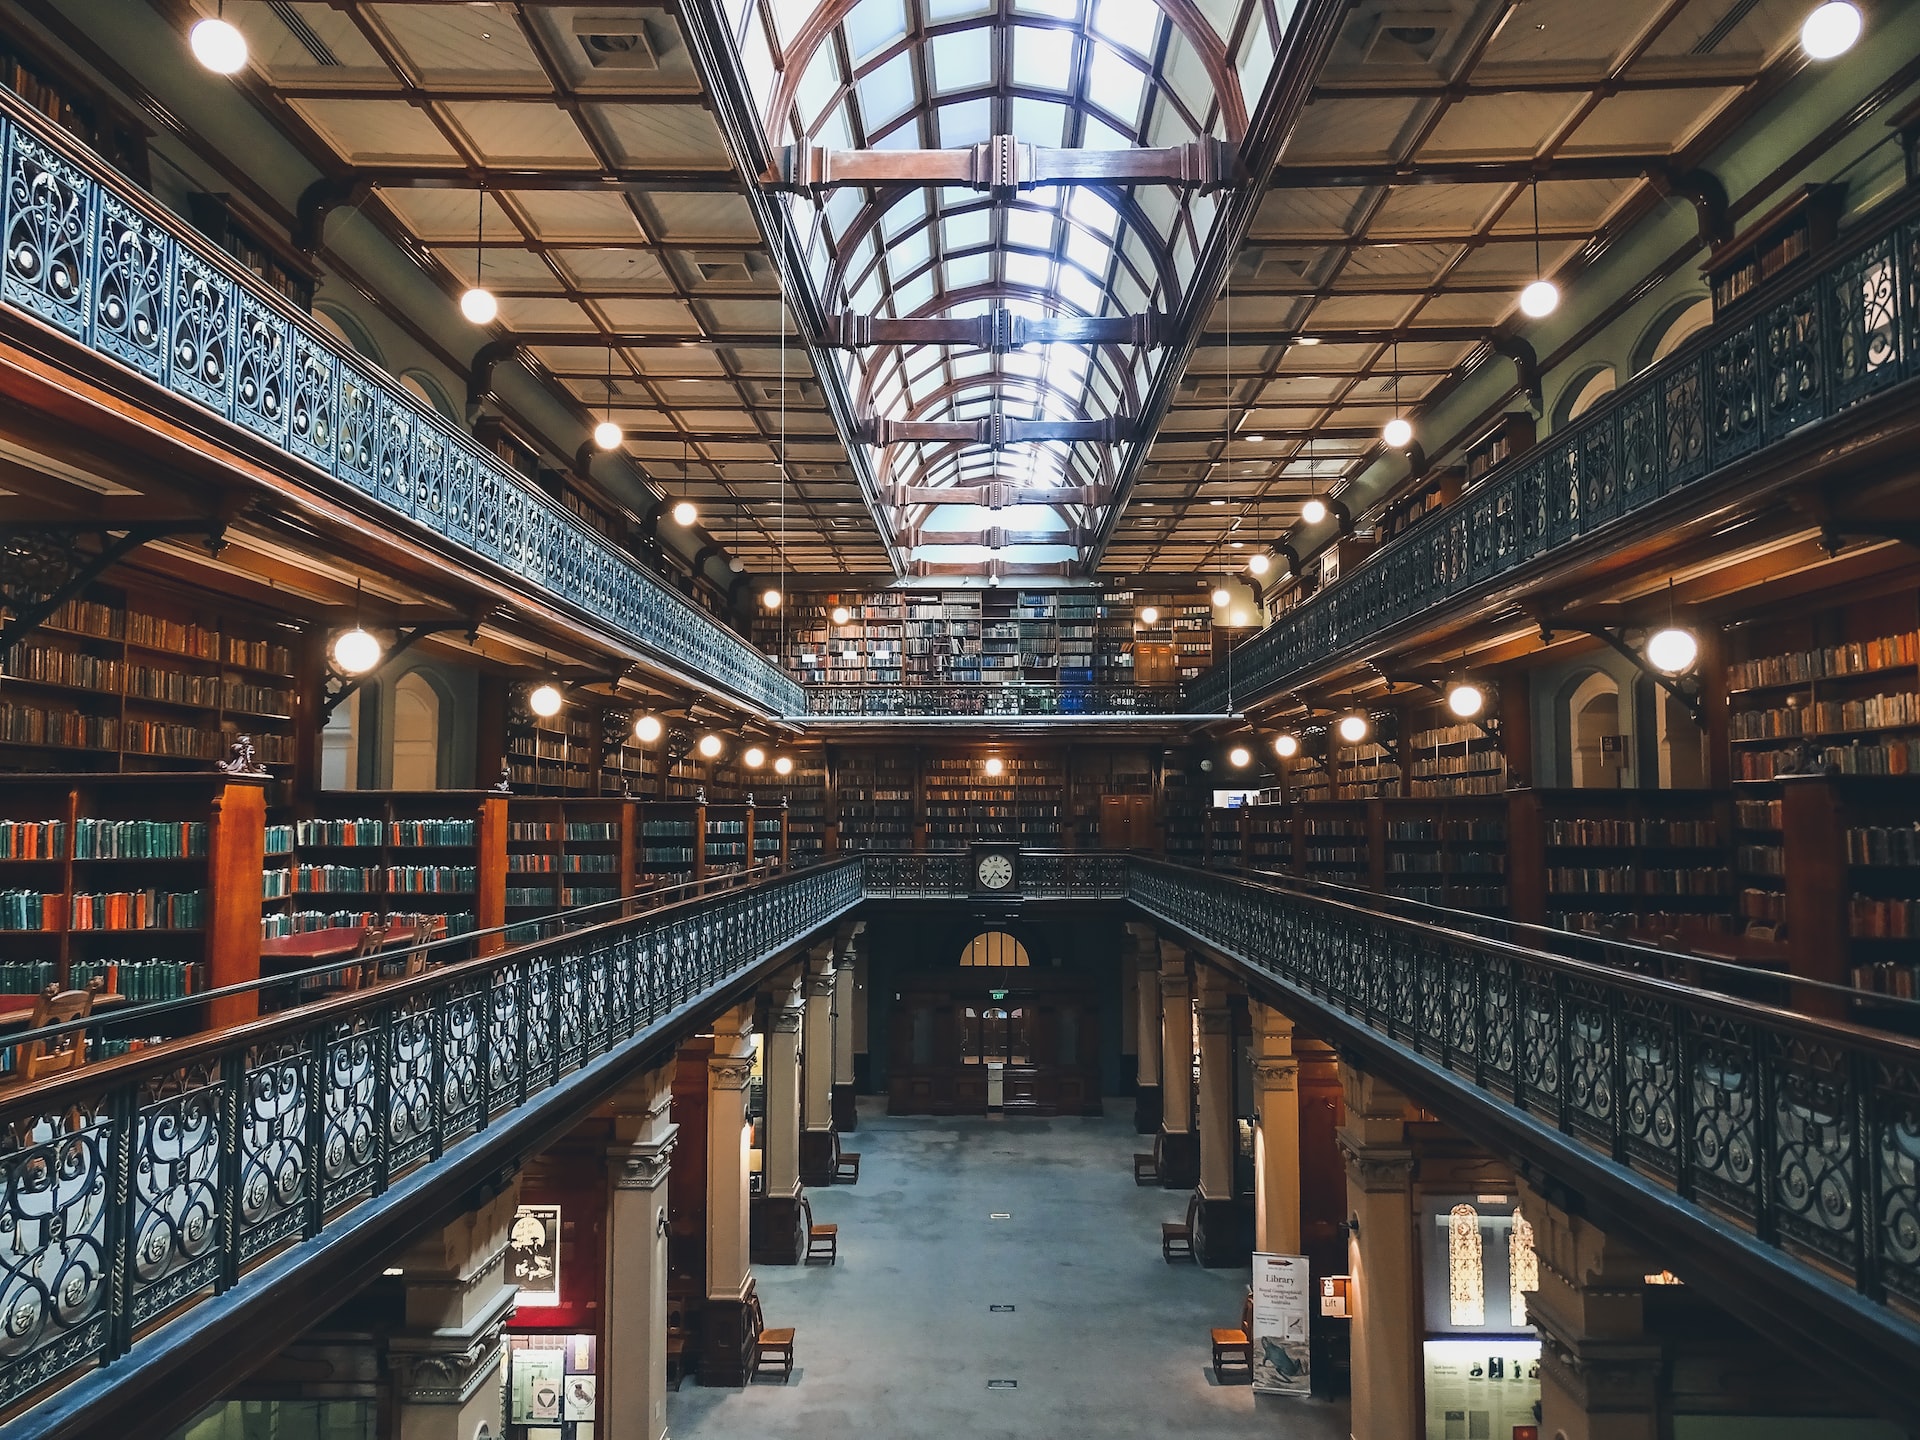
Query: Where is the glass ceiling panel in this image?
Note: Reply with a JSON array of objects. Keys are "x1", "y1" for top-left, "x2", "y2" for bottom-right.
[{"x1": 740, "y1": 0, "x2": 1280, "y2": 571}]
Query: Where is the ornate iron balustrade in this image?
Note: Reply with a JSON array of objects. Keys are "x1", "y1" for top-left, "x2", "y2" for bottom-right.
[
  {"x1": 1187, "y1": 201, "x2": 1920, "y2": 712},
  {"x1": 804, "y1": 683, "x2": 1189, "y2": 716},
  {"x1": 0, "y1": 858, "x2": 860, "y2": 1413},
  {"x1": 1128, "y1": 858, "x2": 1920, "y2": 1337},
  {"x1": 0, "y1": 97, "x2": 803, "y2": 717},
  {"x1": 858, "y1": 851, "x2": 1128, "y2": 898}
]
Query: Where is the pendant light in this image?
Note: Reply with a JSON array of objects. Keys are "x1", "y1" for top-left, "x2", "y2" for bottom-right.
[
  {"x1": 1800, "y1": 2, "x2": 1862, "y2": 58},
  {"x1": 1301, "y1": 497, "x2": 1329, "y2": 525},
  {"x1": 460, "y1": 187, "x2": 497, "y2": 325},
  {"x1": 592, "y1": 348, "x2": 622, "y2": 449},
  {"x1": 190, "y1": 1, "x2": 248, "y2": 72},
  {"x1": 671, "y1": 434, "x2": 697, "y2": 525},
  {"x1": 1382, "y1": 338, "x2": 1412, "y2": 449},
  {"x1": 1519, "y1": 178, "x2": 1560, "y2": 319}
]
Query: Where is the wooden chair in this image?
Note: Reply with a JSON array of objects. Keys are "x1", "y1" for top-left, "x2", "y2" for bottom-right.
[
  {"x1": 1133, "y1": 1152, "x2": 1159, "y2": 1185},
  {"x1": 1211, "y1": 1289, "x2": 1255, "y2": 1382},
  {"x1": 665, "y1": 1299, "x2": 689, "y2": 1386},
  {"x1": 1161, "y1": 1192, "x2": 1198, "y2": 1263},
  {"x1": 747, "y1": 1294, "x2": 795, "y2": 1381},
  {"x1": 13, "y1": 982, "x2": 99, "y2": 1083},
  {"x1": 800, "y1": 1196, "x2": 837, "y2": 1265},
  {"x1": 833, "y1": 1150, "x2": 861, "y2": 1185}
]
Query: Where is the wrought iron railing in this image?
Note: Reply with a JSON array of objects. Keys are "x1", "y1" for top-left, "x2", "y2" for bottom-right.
[
  {"x1": 1129, "y1": 858, "x2": 1920, "y2": 1328},
  {"x1": 803, "y1": 683, "x2": 1189, "y2": 716},
  {"x1": 0, "y1": 95, "x2": 803, "y2": 717},
  {"x1": 1188, "y1": 200, "x2": 1920, "y2": 712},
  {"x1": 0, "y1": 858, "x2": 861, "y2": 1411}
]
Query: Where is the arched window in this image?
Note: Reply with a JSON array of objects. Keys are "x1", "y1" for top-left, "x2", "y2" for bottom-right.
[
  {"x1": 960, "y1": 931, "x2": 1030, "y2": 967},
  {"x1": 1564, "y1": 670, "x2": 1624, "y2": 790},
  {"x1": 392, "y1": 671, "x2": 440, "y2": 789},
  {"x1": 400, "y1": 369, "x2": 459, "y2": 423},
  {"x1": 1510, "y1": 1208, "x2": 1538, "y2": 1326},
  {"x1": 1448, "y1": 1203, "x2": 1486, "y2": 1326},
  {"x1": 312, "y1": 302, "x2": 385, "y2": 366},
  {"x1": 1630, "y1": 295, "x2": 1712, "y2": 377},
  {"x1": 1552, "y1": 365, "x2": 1616, "y2": 431}
]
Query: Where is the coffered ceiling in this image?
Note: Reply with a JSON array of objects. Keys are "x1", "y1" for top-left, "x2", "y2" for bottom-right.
[{"x1": 171, "y1": 0, "x2": 1837, "y2": 588}]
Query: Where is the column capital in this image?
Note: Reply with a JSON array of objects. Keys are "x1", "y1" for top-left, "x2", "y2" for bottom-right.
[
  {"x1": 1159, "y1": 972, "x2": 1192, "y2": 1003},
  {"x1": 1196, "y1": 1003, "x2": 1233, "y2": 1035},
  {"x1": 609, "y1": 1124, "x2": 679, "y2": 1191},
  {"x1": 709, "y1": 1055, "x2": 755, "y2": 1090},
  {"x1": 388, "y1": 1286, "x2": 516, "y2": 1407},
  {"x1": 1252, "y1": 1056, "x2": 1299, "y2": 1091},
  {"x1": 770, "y1": 1003, "x2": 805, "y2": 1033},
  {"x1": 1336, "y1": 1128, "x2": 1414, "y2": 1193},
  {"x1": 806, "y1": 968, "x2": 837, "y2": 998}
]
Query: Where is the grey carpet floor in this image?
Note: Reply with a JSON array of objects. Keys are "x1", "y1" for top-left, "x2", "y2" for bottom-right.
[{"x1": 667, "y1": 1102, "x2": 1351, "y2": 1440}]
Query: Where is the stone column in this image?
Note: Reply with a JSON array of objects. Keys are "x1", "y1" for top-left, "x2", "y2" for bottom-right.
[
  {"x1": 387, "y1": 1177, "x2": 521, "y2": 1440},
  {"x1": 1155, "y1": 943, "x2": 1198, "y2": 1188},
  {"x1": 798, "y1": 942, "x2": 839, "y2": 1185},
  {"x1": 1338, "y1": 1062, "x2": 1419, "y2": 1440},
  {"x1": 1519, "y1": 1179, "x2": 1661, "y2": 1440},
  {"x1": 604, "y1": 1065, "x2": 678, "y2": 1440},
  {"x1": 699, "y1": 1002, "x2": 756, "y2": 1387},
  {"x1": 1130, "y1": 922, "x2": 1162, "y2": 1134},
  {"x1": 751, "y1": 968, "x2": 806, "y2": 1264},
  {"x1": 832, "y1": 923, "x2": 861, "y2": 1130},
  {"x1": 1251, "y1": 1002, "x2": 1302, "y2": 1256},
  {"x1": 1192, "y1": 966, "x2": 1246, "y2": 1265}
]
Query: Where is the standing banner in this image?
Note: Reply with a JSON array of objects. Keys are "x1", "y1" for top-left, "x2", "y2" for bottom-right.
[{"x1": 1250, "y1": 1252, "x2": 1313, "y2": 1396}]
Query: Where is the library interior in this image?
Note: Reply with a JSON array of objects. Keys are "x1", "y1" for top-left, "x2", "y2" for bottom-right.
[{"x1": 0, "y1": 1, "x2": 1918, "y2": 1438}]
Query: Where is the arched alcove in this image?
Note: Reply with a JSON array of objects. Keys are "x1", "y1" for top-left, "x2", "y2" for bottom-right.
[
  {"x1": 1562, "y1": 670, "x2": 1623, "y2": 789},
  {"x1": 391, "y1": 671, "x2": 441, "y2": 789},
  {"x1": 1552, "y1": 364, "x2": 1617, "y2": 431},
  {"x1": 321, "y1": 687, "x2": 362, "y2": 791},
  {"x1": 312, "y1": 302, "x2": 386, "y2": 366},
  {"x1": 1630, "y1": 295, "x2": 1712, "y2": 377}
]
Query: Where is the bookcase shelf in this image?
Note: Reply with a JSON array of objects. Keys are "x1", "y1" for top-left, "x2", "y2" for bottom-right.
[
  {"x1": 506, "y1": 798, "x2": 634, "y2": 917},
  {"x1": 1508, "y1": 789, "x2": 1733, "y2": 937},
  {"x1": 0, "y1": 587, "x2": 299, "y2": 776}
]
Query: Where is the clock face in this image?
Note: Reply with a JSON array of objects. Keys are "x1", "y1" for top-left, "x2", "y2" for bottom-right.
[{"x1": 976, "y1": 853, "x2": 1015, "y2": 890}]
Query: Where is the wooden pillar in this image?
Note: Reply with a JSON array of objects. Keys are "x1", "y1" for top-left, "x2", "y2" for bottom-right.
[
  {"x1": 698, "y1": 1002, "x2": 755, "y2": 1386},
  {"x1": 205, "y1": 776, "x2": 269, "y2": 1030},
  {"x1": 1130, "y1": 922, "x2": 1162, "y2": 1134},
  {"x1": 1518, "y1": 1178, "x2": 1660, "y2": 1440},
  {"x1": 778, "y1": 798, "x2": 791, "y2": 872},
  {"x1": 751, "y1": 969, "x2": 806, "y2": 1265},
  {"x1": 1339, "y1": 1063, "x2": 1418, "y2": 1440},
  {"x1": 832, "y1": 923, "x2": 860, "y2": 1130},
  {"x1": 387, "y1": 1177, "x2": 521, "y2": 1440},
  {"x1": 1251, "y1": 1002, "x2": 1301, "y2": 1256},
  {"x1": 603, "y1": 1065, "x2": 677, "y2": 1440},
  {"x1": 1155, "y1": 943, "x2": 1198, "y2": 1188},
  {"x1": 798, "y1": 943, "x2": 839, "y2": 1185},
  {"x1": 1192, "y1": 966, "x2": 1247, "y2": 1266}
]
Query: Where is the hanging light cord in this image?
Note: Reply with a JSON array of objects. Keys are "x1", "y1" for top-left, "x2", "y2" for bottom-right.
[
  {"x1": 474, "y1": 186, "x2": 484, "y2": 295},
  {"x1": 1532, "y1": 178, "x2": 1543, "y2": 281}
]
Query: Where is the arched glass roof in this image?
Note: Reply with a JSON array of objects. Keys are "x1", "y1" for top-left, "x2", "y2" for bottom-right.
[{"x1": 724, "y1": 0, "x2": 1287, "y2": 573}]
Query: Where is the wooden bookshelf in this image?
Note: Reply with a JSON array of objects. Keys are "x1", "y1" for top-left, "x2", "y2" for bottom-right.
[
  {"x1": 185, "y1": 192, "x2": 319, "y2": 309},
  {"x1": 507, "y1": 699, "x2": 601, "y2": 796},
  {"x1": 836, "y1": 751, "x2": 916, "y2": 853},
  {"x1": 1300, "y1": 803, "x2": 1370, "y2": 885},
  {"x1": 706, "y1": 802, "x2": 752, "y2": 876},
  {"x1": 0, "y1": 32, "x2": 149, "y2": 184},
  {"x1": 0, "y1": 586, "x2": 299, "y2": 777},
  {"x1": 923, "y1": 754, "x2": 1063, "y2": 850},
  {"x1": 0, "y1": 773, "x2": 268, "y2": 1032},
  {"x1": 1704, "y1": 184, "x2": 1844, "y2": 317},
  {"x1": 1404, "y1": 718, "x2": 1507, "y2": 798},
  {"x1": 1375, "y1": 796, "x2": 1508, "y2": 914},
  {"x1": 506, "y1": 798, "x2": 635, "y2": 917},
  {"x1": 1508, "y1": 789, "x2": 1733, "y2": 936},
  {"x1": 1462, "y1": 414, "x2": 1536, "y2": 487},
  {"x1": 641, "y1": 798, "x2": 705, "y2": 884}
]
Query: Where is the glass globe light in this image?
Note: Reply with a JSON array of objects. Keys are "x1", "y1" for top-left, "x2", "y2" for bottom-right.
[
  {"x1": 743, "y1": 746, "x2": 766, "y2": 769},
  {"x1": 459, "y1": 286, "x2": 497, "y2": 325},
  {"x1": 1210, "y1": 587, "x2": 1231, "y2": 608},
  {"x1": 528, "y1": 683, "x2": 564, "y2": 719},
  {"x1": 671, "y1": 500, "x2": 698, "y2": 526},
  {"x1": 1801, "y1": 2, "x2": 1862, "y2": 58},
  {"x1": 761, "y1": 589, "x2": 782, "y2": 610},
  {"x1": 773, "y1": 755, "x2": 794, "y2": 776},
  {"x1": 330, "y1": 626, "x2": 382, "y2": 676},
  {"x1": 1248, "y1": 553, "x2": 1271, "y2": 576},
  {"x1": 1337, "y1": 713, "x2": 1370, "y2": 744},
  {"x1": 1646, "y1": 626, "x2": 1699, "y2": 676},
  {"x1": 1301, "y1": 498, "x2": 1328, "y2": 525},
  {"x1": 633, "y1": 714, "x2": 663, "y2": 744},
  {"x1": 983, "y1": 756, "x2": 1005, "y2": 777},
  {"x1": 1139, "y1": 606, "x2": 1159, "y2": 625},
  {"x1": 1447, "y1": 681, "x2": 1486, "y2": 719},
  {"x1": 1229, "y1": 746, "x2": 1251, "y2": 768},
  {"x1": 697, "y1": 733, "x2": 723, "y2": 759},
  {"x1": 831, "y1": 605, "x2": 852, "y2": 625},
  {"x1": 593, "y1": 419, "x2": 622, "y2": 450},
  {"x1": 1520, "y1": 279, "x2": 1560, "y2": 318},
  {"x1": 190, "y1": 16, "x2": 248, "y2": 73},
  {"x1": 1273, "y1": 733, "x2": 1300, "y2": 759},
  {"x1": 1383, "y1": 416, "x2": 1413, "y2": 449}
]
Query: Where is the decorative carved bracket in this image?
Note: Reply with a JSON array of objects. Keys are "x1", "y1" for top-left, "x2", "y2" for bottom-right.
[{"x1": 0, "y1": 522, "x2": 226, "y2": 659}]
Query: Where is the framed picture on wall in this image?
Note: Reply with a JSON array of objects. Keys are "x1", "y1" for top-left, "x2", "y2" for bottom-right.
[{"x1": 508, "y1": 1204, "x2": 562, "y2": 1306}]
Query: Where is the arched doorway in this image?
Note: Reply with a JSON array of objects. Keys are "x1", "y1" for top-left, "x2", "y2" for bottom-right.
[
  {"x1": 1567, "y1": 672, "x2": 1623, "y2": 789},
  {"x1": 391, "y1": 671, "x2": 441, "y2": 789}
]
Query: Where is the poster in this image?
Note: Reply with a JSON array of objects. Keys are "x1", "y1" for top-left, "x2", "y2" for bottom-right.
[
  {"x1": 1423, "y1": 1338, "x2": 1541, "y2": 1440},
  {"x1": 508, "y1": 1205, "x2": 562, "y2": 1306},
  {"x1": 1250, "y1": 1252, "x2": 1312, "y2": 1396},
  {"x1": 510, "y1": 1346, "x2": 565, "y2": 1424}
]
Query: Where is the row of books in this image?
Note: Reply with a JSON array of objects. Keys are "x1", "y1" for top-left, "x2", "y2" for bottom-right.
[
  {"x1": 1735, "y1": 800, "x2": 1784, "y2": 830},
  {"x1": 69, "y1": 890, "x2": 204, "y2": 930},
  {"x1": 1544, "y1": 819, "x2": 1720, "y2": 847},
  {"x1": 71, "y1": 820, "x2": 210, "y2": 860},
  {"x1": 1735, "y1": 739, "x2": 1920, "y2": 779},
  {"x1": 0, "y1": 821, "x2": 64, "y2": 860},
  {"x1": 292, "y1": 866, "x2": 477, "y2": 893},
  {"x1": 1850, "y1": 896, "x2": 1920, "y2": 938},
  {"x1": 1845, "y1": 825, "x2": 1920, "y2": 867},
  {"x1": 507, "y1": 854, "x2": 619, "y2": 873},
  {"x1": 507, "y1": 822, "x2": 621, "y2": 841},
  {"x1": 293, "y1": 819, "x2": 476, "y2": 847},
  {"x1": 1737, "y1": 845, "x2": 1786, "y2": 876},
  {"x1": 69, "y1": 959, "x2": 201, "y2": 1000},
  {"x1": 1387, "y1": 854, "x2": 1507, "y2": 875},
  {"x1": 1730, "y1": 692, "x2": 1920, "y2": 740},
  {"x1": 1385, "y1": 820, "x2": 1508, "y2": 843},
  {"x1": 44, "y1": 598, "x2": 292, "y2": 674},
  {"x1": 1727, "y1": 632, "x2": 1917, "y2": 689}
]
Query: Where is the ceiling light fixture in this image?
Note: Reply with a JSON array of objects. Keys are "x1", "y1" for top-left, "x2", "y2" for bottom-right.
[
  {"x1": 1229, "y1": 745, "x2": 1251, "y2": 768},
  {"x1": 593, "y1": 347, "x2": 621, "y2": 449},
  {"x1": 460, "y1": 187, "x2": 497, "y2": 325},
  {"x1": 1446, "y1": 679, "x2": 1486, "y2": 719},
  {"x1": 1211, "y1": 587, "x2": 1231, "y2": 608},
  {"x1": 528, "y1": 683, "x2": 564, "y2": 720},
  {"x1": 1801, "y1": 1, "x2": 1862, "y2": 58},
  {"x1": 831, "y1": 605, "x2": 852, "y2": 625},
  {"x1": 1248, "y1": 552, "x2": 1270, "y2": 576},
  {"x1": 634, "y1": 713, "x2": 663, "y2": 744},
  {"x1": 984, "y1": 756, "x2": 1005, "y2": 778},
  {"x1": 1519, "y1": 177, "x2": 1560, "y2": 319},
  {"x1": 1273, "y1": 733, "x2": 1300, "y2": 759},
  {"x1": 773, "y1": 755, "x2": 795, "y2": 776},
  {"x1": 697, "y1": 733, "x2": 724, "y2": 759},
  {"x1": 1139, "y1": 605, "x2": 1159, "y2": 625},
  {"x1": 743, "y1": 746, "x2": 766, "y2": 769},
  {"x1": 1337, "y1": 712, "x2": 1371, "y2": 744},
  {"x1": 1294, "y1": 336, "x2": 1321, "y2": 346},
  {"x1": 331, "y1": 625, "x2": 382, "y2": 677},
  {"x1": 672, "y1": 499, "x2": 698, "y2": 526},
  {"x1": 1646, "y1": 625, "x2": 1699, "y2": 676},
  {"x1": 190, "y1": 2, "x2": 248, "y2": 72},
  {"x1": 1382, "y1": 337, "x2": 1412, "y2": 449},
  {"x1": 761, "y1": 588, "x2": 783, "y2": 610},
  {"x1": 1301, "y1": 497, "x2": 1328, "y2": 525}
]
